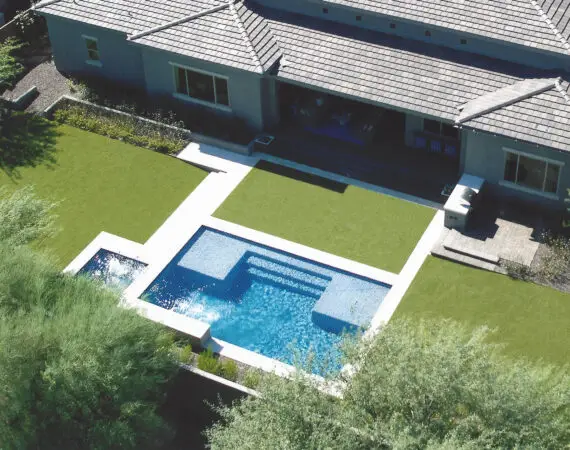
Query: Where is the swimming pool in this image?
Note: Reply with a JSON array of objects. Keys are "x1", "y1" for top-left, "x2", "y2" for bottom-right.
[
  {"x1": 143, "y1": 227, "x2": 390, "y2": 369},
  {"x1": 80, "y1": 249, "x2": 147, "y2": 290}
]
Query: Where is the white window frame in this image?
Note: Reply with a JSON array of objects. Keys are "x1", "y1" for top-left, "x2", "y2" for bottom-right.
[
  {"x1": 500, "y1": 147, "x2": 563, "y2": 199},
  {"x1": 82, "y1": 35, "x2": 102, "y2": 67},
  {"x1": 169, "y1": 62, "x2": 231, "y2": 111}
]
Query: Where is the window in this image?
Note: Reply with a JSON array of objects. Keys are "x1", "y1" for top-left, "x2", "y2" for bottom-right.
[
  {"x1": 423, "y1": 119, "x2": 460, "y2": 140},
  {"x1": 425, "y1": 30, "x2": 431, "y2": 37},
  {"x1": 356, "y1": 15, "x2": 362, "y2": 21},
  {"x1": 82, "y1": 36, "x2": 100, "y2": 65},
  {"x1": 322, "y1": 7, "x2": 328, "y2": 13},
  {"x1": 503, "y1": 149, "x2": 561, "y2": 194},
  {"x1": 173, "y1": 65, "x2": 230, "y2": 108},
  {"x1": 460, "y1": 38, "x2": 468, "y2": 45},
  {"x1": 390, "y1": 23, "x2": 396, "y2": 29}
]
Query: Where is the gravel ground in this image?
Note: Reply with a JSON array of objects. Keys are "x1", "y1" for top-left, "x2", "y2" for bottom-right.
[{"x1": 2, "y1": 60, "x2": 72, "y2": 112}]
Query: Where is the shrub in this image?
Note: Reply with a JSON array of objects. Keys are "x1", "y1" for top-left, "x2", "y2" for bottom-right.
[
  {"x1": 53, "y1": 105, "x2": 186, "y2": 155},
  {"x1": 0, "y1": 38, "x2": 24, "y2": 89},
  {"x1": 197, "y1": 347, "x2": 222, "y2": 375},
  {"x1": 178, "y1": 344, "x2": 194, "y2": 364},
  {"x1": 503, "y1": 259, "x2": 532, "y2": 281},
  {"x1": 536, "y1": 231, "x2": 570, "y2": 282},
  {"x1": 220, "y1": 360, "x2": 239, "y2": 382},
  {"x1": 207, "y1": 320, "x2": 570, "y2": 449},
  {"x1": 242, "y1": 369, "x2": 262, "y2": 389}
]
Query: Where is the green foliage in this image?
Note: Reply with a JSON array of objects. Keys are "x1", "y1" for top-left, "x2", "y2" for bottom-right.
[
  {"x1": 0, "y1": 186, "x2": 58, "y2": 245},
  {"x1": 0, "y1": 243, "x2": 179, "y2": 450},
  {"x1": 502, "y1": 259, "x2": 532, "y2": 281},
  {"x1": 54, "y1": 105, "x2": 186, "y2": 155},
  {"x1": 197, "y1": 347, "x2": 222, "y2": 375},
  {"x1": 535, "y1": 231, "x2": 570, "y2": 282},
  {"x1": 206, "y1": 319, "x2": 570, "y2": 449},
  {"x1": 220, "y1": 360, "x2": 239, "y2": 382},
  {"x1": 0, "y1": 38, "x2": 24, "y2": 88},
  {"x1": 242, "y1": 369, "x2": 262, "y2": 390},
  {"x1": 178, "y1": 344, "x2": 194, "y2": 364}
]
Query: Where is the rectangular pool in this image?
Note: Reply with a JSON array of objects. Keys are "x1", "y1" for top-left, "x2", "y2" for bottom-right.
[
  {"x1": 79, "y1": 249, "x2": 147, "y2": 290},
  {"x1": 143, "y1": 227, "x2": 390, "y2": 368}
]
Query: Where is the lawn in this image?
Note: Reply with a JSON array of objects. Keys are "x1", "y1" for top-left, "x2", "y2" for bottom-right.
[
  {"x1": 0, "y1": 121, "x2": 207, "y2": 267},
  {"x1": 394, "y1": 256, "x2": 570, "y2": 365},
  {"x1": 214, "y1": 161, "x2": 434, "y2": 273}
]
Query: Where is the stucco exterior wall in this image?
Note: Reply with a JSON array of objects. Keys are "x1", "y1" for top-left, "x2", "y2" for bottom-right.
[
  {"x1": 463, "y1": 129, "x2": 570, "y2": 209},
  {"x1": 43, "y1": 15, "x2": 145, "y2": 87},
  {"x1": 139, "y1": 46, "x2": 265, "y2": 131},
  {"x1": 404, "y1": 114, "x2": 424, "y2": 146}
]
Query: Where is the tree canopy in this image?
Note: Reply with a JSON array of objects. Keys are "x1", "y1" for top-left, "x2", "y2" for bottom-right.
[
  {"x1": 0, "y1": 189, "x2": 179, "y2": 450},
  {"x1": 0, "y1": 38, "x2": 23, "y2": 88},
  {"x1": 207, "y1": 320, "x2": 570, "y2": 449}
]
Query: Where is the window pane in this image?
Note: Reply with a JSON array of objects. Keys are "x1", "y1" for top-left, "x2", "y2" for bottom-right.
[
  {"x1": 545, "y1": 163, "x2": 560, "y2": 193},
  {"x1": 441, "y1": 123, "x2": 459, "y2": 139},
  {"x1": 423, "y1": 119, "x2": 440, "y2": 135},
  {"x1": 516, "y1": 155, "x2": 546, "y2": 191},
  {"x1": 215, "y1": 77, "x2": 229, "y2": 106},
  {"x1": 87, "y1": 50, "x2": 99, "y2": 61},
  {"x1": 176, "y1": 67, "x2": 187, "y2": 95},
  {"x1": 85, "y1": 39, "x2": 98, "y2": 51},
  {"x1": 504, "y1": 152, "x2": 518, "y2": 182},
  {"x1": 186, "y1": 70, "x2": 215, "y2": 103}
]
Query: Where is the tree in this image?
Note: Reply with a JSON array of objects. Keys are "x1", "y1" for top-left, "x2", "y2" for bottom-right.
[
  {"x1": 0, "y1": 190, "x2": 179, "y2": 450},
  {"x1": 0, "y1": 185, "x2": 58, "y2": 245},
  {"x1": 207, "y1": 320, "x2": 570, "y2": 449},
  {"x1": 0, "y1": 38, "x2": 23, "y2": 88}
]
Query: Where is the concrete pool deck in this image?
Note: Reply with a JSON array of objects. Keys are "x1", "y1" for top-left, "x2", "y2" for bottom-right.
[{"x1": 65, "y1": 140, "x2": 445, "y2": 378}]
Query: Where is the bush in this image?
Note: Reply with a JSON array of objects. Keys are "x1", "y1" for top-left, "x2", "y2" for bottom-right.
[
  {"x1": 53, "y1": 105, "x2": 187, "y2": 155},
  {"x1": 197, "y1": 347, "x2": 222, "y2": 375},
  {"x1": 207, "y1": 320, "x2": 570, "y2": 449},
  {"x1": 536, "y1": 231, "x2": 570, "y2": 282},
  {"x1": 220, "y1": 360, "x2": 239, "y2": 382},
  {"x1": 178, "y1": 344, "x2": 194, "y2": 364},
  {"x1": 503, "y1": 259, "x2": 532, "y2": 281},
  {"x1": 242, "y1": 369, "x2": 262, "y2": 389},
  {"x1": 0, "y1": 243, "x2": 179, "y2": 449},
  {"x1": 0, "y1": 38, "x2": 24, "y2": 89}
]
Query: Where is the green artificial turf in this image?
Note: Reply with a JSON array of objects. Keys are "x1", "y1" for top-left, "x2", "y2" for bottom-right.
[
  {"x1": 214, "y1": 161, "x2": 435, "y2": 273},
  {"x1": 395, "y1": 256, "x2": 570, "y2": 365},
  {"x1": 0, "y1": 123, "x2": 206, "y2": 267}
]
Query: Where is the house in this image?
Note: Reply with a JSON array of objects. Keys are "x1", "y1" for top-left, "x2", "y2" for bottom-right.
[{"x1": 34, "y1": 0, "x2": 570, "y2": 209}]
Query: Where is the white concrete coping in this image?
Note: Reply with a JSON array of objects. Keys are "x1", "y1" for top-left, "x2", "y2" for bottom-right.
[
  {"x1": 181, "y1": 364, "x2": 260, "y2": 397},
  {"x1": 63, "y1": 231, "x2": 148, "y2": 275}
]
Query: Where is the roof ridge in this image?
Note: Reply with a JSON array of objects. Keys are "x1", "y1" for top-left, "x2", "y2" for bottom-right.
[
  {"x1": 128, "y1": 3, "x2": 229, "y2": 41},
  {"x1": 456, "y1": 77, "x2": 559, "y2": 124},
  {"x1": 554, "y1": 78, "x2": 570, "y2": 105},
  {"x1": 228, "y1": 0, "x2": 263, "y2": 74},
  {"x1": 529, "y1": 0, "x2": 570, "y2": 54}
]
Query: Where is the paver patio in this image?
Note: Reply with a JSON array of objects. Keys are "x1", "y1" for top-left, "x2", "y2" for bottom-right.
[{"x1": 214, "y1": 160, "x2": 435, "y2": 273}]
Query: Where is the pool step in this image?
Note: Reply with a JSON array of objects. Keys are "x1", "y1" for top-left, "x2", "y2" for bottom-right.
[
  {"x1": 246, "y1": 255, "x2": 330, "y2": 291},
  {"x1": 247, "y1": 267, "x2": 325, "y2": 298}
]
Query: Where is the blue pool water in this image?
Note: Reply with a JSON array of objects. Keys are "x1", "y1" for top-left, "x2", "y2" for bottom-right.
[
  {"x1": 144, "y1": 227, "x2": 390, "y2": 370},
  {"x1": 80, "y1": 249, "x2": 147, "y2": 290}
]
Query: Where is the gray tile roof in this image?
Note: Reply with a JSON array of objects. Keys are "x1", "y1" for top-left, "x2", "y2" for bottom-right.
[
  {"x1": 36, "y1": 0, "x2": 570, "y2": 151},
  {"x1": 461, "y1": 80, "x2": 570, "y2": 150},
  {"x1": 36, "y1": 0, "x2": 280, "y2": 73},
  {"x1": 327, "y1": 0, "x2": 570, "y2": 55},
  {"x1": 263, "y1": 6, "x2": 570, "y2": 151}
]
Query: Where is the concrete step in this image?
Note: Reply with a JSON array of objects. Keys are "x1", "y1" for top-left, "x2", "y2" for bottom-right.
[
  {"x1": 442, "y1": 242, "x2": 500, "y2": 264},
  {"x1": 432, "y1": 246, "x2": 498, "y2": 272}
]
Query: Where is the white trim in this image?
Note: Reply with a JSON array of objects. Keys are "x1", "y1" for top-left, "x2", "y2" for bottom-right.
[
  {"x1": 499, "y1": 180, "x2": 560, "y2": 200},
  {"x1": 81, "y1": 34, "x2": 98, "y2": 42},
  {"x1": 502, "y1": 147, "x2": 563, "y2": 197},
  {"x1": 173, "y1": 93, "x2": 232, "y2": 112},
  {"x1": 85, "y1": 60, "x2": 102, "y2": 68},
  {"x1": 502, "y1": 147, "x2": 565, "y2": 167},
  {"x1": 169, "y1": 62, "x2": 231, "y2": 110}
]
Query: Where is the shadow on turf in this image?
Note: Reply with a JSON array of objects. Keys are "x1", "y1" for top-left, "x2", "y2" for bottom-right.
[{"x1": 0, "y1": 112, "x2": 61, "y2": 179}]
